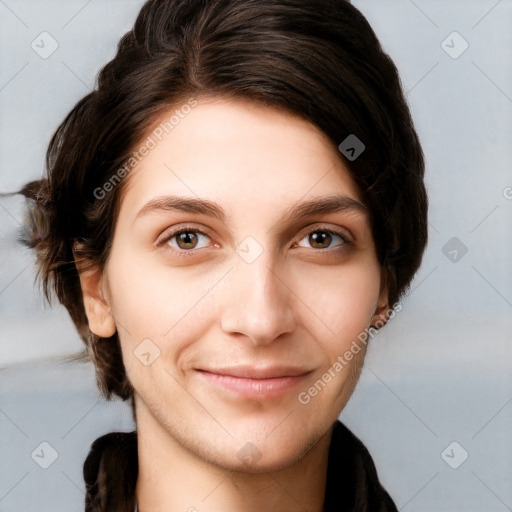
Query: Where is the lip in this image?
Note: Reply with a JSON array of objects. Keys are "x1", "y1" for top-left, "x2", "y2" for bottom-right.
[
  {"x1": 198, "y1": 365, "x2": 312, "y2": 379},
  {"x1": 196, "y1": 366, "x2": 312, "y2": 400}
]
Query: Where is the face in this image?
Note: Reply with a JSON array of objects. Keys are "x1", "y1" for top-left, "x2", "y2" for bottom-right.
[{"x1": 82, "y1": 97, "x2": 388, "y2": 472}]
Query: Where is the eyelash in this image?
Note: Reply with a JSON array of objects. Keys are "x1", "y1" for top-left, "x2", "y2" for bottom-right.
[{"x1": 156, "y1": 225, "x2": 351, "y2": 258}]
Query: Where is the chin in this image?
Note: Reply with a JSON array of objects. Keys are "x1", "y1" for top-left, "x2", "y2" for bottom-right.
[
  {"x1": 216, "y1": 441, "x2": 313, "y2": 475},
  {"x1": 203, "y1": 421, "x2": 322, "y2": 474}
]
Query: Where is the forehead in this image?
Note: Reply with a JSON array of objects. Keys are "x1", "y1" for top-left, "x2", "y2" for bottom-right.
[{"x1": 119, "y1": 97, "x2": 365, "y2": 220}]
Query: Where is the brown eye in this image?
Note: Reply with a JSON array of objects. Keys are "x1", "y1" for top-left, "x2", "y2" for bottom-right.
[
  {"x1": 297, "y1": 229, "x2": 347, "y2": 250},
  {"x1": 159, "y1": 228, "x2": 211, "y2": 253},
  {"x1": 309, "y1": 231, "x2": 331, "y2": 249},
  {"x1": 176, "y1": 231, "x2": 200, "y2": 249}
]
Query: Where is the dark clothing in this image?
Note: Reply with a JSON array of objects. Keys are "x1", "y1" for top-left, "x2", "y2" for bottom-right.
[{"x1": 84, "y1": 420, "x2": 398, "y2": 511}]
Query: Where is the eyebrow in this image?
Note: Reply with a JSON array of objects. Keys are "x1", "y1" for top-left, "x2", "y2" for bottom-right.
[{"x1": 133, "y1": 194, "x2": 367, "y2": 226}]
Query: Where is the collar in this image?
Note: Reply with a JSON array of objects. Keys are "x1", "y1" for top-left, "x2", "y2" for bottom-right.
[{"x1": 84, "y1": 420, "x2": 397, "y2": 512}]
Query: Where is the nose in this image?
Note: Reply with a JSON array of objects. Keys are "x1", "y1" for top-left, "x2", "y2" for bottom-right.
[{"x1": 219, "y1": 250, "x2": 296, "y2": 346}]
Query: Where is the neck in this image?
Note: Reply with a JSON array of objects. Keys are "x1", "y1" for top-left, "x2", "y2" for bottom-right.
[{"x1": 134, "y1": 403, "x2": 332, "y2": 512}]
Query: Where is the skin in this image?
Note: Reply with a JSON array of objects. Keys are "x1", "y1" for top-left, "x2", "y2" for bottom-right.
[{"x1": 77, "y1": 97, "x2": 389, "y2": 512}]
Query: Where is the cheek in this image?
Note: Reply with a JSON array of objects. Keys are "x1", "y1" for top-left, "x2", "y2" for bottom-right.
[
  {"x1": 292, "y1": 258, "x2": 381, "y2": 342},
  {"x1": 105, "y1": 250, "x2": 217, "y2": 359},
  {"x1": 104, "y1": 258, "x2": 209, "y2": 390}
]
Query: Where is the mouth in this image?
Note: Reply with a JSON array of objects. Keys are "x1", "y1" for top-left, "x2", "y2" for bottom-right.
[{"x1": 195, "y1": 366, "x2": 313, "y2": 400}]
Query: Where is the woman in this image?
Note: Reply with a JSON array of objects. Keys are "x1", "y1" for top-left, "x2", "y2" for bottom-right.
[{"x1": 15, "y1": 0, "x2": 428, "y2": 510}]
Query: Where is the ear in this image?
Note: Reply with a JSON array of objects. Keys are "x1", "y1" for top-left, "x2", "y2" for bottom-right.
[
  {"x1": 370, "y1": 269, "x2": 390, "y2": 329},
  {"x1": 73, "y1": 245, "x2": 116, "y2": 338}
]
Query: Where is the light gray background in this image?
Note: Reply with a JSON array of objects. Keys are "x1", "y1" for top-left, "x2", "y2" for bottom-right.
[{"x1": 0, "y1": 0, "x2": 511, "y2": 511}]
